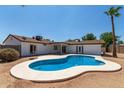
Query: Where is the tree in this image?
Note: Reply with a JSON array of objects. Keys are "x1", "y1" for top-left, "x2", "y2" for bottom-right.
[
  {"x1": 82, "y1": 33, "x2": 96, "y2": 40},
  {"x1": 118, "y1": 40, "x2": 124, "y2": 44},
  {"x1": 100, "y1": 32, "x2": 119, "y2": 52},
  {"x1": 105, "y1": 6, "x2": 122, "y2": 58}
]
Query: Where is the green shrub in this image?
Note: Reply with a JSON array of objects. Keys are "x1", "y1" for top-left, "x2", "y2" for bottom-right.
[{"x1": 0, "y1": 48, "x2": 20, "y2": 62}]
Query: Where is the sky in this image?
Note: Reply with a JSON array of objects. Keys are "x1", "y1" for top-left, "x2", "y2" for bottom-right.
[{"x1": 0, "y1": 5, "x2": 123, "y2": 43}]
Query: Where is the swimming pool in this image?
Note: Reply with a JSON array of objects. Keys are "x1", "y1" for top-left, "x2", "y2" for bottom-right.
[
  {"x1": 29, "y1": 55, "x2": 105, "y2": 71},
  {"x1": 10, "y1": 54, "x2": 121, "y2": 82}
]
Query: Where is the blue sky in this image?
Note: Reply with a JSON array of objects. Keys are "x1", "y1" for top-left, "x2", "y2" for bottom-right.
[{"x1": 0, "y1": 5, "x2": 123, "y2": 43}]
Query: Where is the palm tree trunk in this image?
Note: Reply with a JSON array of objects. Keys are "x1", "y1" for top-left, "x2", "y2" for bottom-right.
[{"x1": 111, "y1": 16, "x2": 117, "y2": 58}]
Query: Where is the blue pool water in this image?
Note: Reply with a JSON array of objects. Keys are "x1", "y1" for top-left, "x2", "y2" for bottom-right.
[{"x1": 29, "y1": 55, "x2": 105, "y2": 71}]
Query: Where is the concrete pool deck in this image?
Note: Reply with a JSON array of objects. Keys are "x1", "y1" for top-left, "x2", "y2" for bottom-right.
[{"x1": 10, "y1": 54, "x2": 121, "y2": 82}]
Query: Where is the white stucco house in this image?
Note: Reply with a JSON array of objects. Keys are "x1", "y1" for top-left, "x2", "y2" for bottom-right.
[{"x1": 3, "y1": 34, "x2": 104, "y2": 57}]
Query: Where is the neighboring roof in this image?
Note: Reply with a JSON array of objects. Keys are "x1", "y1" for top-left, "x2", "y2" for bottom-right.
[
  {"x1": 3, "y1": 34, "x2": 53, "y2": 44},
  {"x1": 3, "y1": 34, "x2": 105, "y2": 45},
  {"x1": 66, "y1": 40, "x2": 105, "y2": 45}
]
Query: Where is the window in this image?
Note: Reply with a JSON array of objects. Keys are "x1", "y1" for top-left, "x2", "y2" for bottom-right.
[
  {"x1": 53, "y1": 45, "x2": 58, "y2": 50},
  {"x1": 30, "y1": 45, "x2": 36, "y2": 54}
]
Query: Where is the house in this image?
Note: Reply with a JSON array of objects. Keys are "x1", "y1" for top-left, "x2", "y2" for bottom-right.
[{"x1": 2, "y1": 34, "x2": 104, "y2": 57}]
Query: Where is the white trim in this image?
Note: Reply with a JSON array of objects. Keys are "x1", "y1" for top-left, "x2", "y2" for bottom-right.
[{"x1": 10, "y1": 54, "x2": 121, "y2": 82}]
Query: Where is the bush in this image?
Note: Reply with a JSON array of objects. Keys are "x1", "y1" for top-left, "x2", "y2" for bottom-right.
[{"x1": 0, "y1": 48, "x2": 20, "y2": 62}]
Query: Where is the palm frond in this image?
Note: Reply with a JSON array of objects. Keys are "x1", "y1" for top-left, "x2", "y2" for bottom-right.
[
  {"x1": 109, "y1": 7, "x2": 116, "y2": 15},
  {"x1": 104, "y1": 11, "x2": 110, "y2": 15},
  {"x1": 115, "y1": 13, "x2": 121, "y2": 17},
  {"x1": 114, "y1": 6, "x2": 123, "y2": 16},
  {"x1": 110, "y1": 7, "x2": 114, "y2": 11},
  {"x1": 116, "y1": 6, "x2": 123, "y2": 11}
]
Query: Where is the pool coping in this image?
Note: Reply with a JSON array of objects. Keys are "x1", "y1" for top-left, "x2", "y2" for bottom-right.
[{"x1": 10, "y1": 54, "x2": 121, "y2": 82}]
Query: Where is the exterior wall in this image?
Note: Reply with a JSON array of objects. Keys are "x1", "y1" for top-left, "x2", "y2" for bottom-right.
[
  {"x1": 36, "y1": 44, "x2": 60, "y2": 55},
  {"x1": 66, "y1": 45, "x2": 102, "y2": 55},
  {"x1": 21, "y1": 42, "x2": 60, "y2": 56},
  {"x1": 3, "y1": 36, "x2": 21, "y2": 45},
  {"x1": 66, "y1": 45, "x2": 76, "y2": 54},
  {"x1": 46, "y1": 45, "x2": 61, "y2": 54},
  {"x1": 21, "y1": 42, "x2": 30, "y2": 56},
  {"x1": 83, "y1": 45, "x2": 101, "y2": 55},
  {"x1": 66, "y1": 45, "x2": 83, "y2": 54}
]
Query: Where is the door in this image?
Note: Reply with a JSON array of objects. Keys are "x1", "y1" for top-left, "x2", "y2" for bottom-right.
[
  {"x1": 30, "y1": 44, "x2": 36, "y2": 55},
  {"x1": 62, "y1": 46, "x2": 66, "y2": 54},
  {"x1": 76, "y1": 46, "x2": 83, "y2": 54}
]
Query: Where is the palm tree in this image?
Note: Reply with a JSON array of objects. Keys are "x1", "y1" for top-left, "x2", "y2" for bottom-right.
[{"x1": 105, "y1": 6, "x2": 122, "y2": 58}]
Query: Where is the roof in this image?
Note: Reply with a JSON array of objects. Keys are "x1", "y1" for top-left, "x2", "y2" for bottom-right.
[
  {"x1": 3, "y1": 34, "x2": 53, "y2": 44},
  {"x1": 3, "y1": 34, "x2": 105, "y2": 45},
  {"x1": 51, "y1": 40, "x2": 104, "y2": 45},
  {"x1": 66, "y1": 40, "x2": 105, "y2": 45},
  {"x1": 118, "y1": 44, "x2": 124, "y2": 47},
  {"x1": 49, "y1": 42, "x2": 67, "y2": 45}
]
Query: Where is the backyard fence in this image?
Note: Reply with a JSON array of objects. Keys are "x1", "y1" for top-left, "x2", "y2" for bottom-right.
[{"x1": 108, "y1": 45, "x2": 124, "y2": 53}]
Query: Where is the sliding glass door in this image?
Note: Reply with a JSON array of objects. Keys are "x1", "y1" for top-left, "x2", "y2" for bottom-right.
[{"x1": 76, "y1": 46, "x2": 83, "y2": 54}]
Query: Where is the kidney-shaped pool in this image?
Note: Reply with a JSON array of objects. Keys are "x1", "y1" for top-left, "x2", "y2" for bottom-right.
[
  {"x1": 29, "y1": 55, "x2": 105, "y2": 71},
  {"x1": 10, "y1": 54, "x2": 121, "y2": 82}
]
